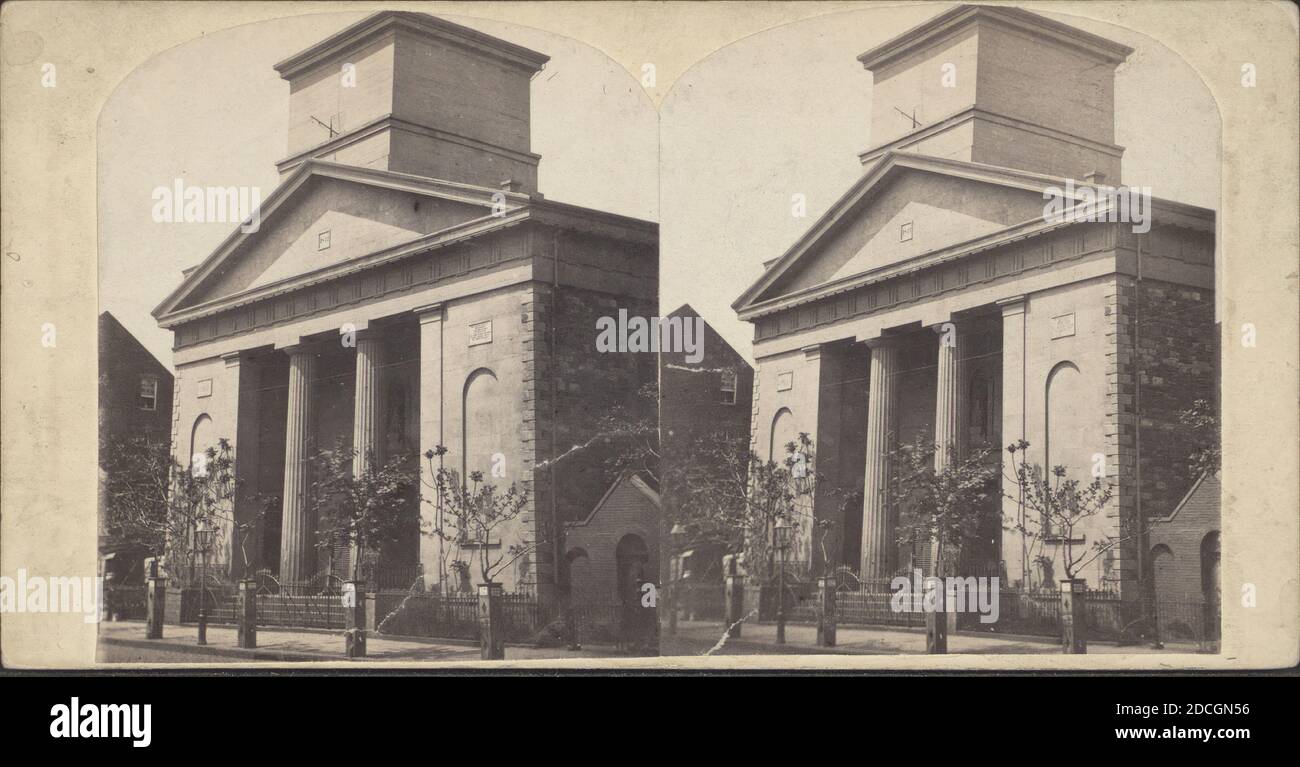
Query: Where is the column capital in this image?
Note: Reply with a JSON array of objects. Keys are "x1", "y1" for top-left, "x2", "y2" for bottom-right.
[
  {"x1": 274, "y1": 337, "x2": 316, "y2": 355},
  {"x1": 220, "y1": 351, "x2": 243, "y2": 368},
  {"x1": 800, "y1": 344, "x2": 823, "y2": 362},
  {"x1": 862, "y1": 335, "x2": 905, "y2": 351},
  {"x1": 997, "y1": 295, "x2": 1027, "y2": 316},
  {"x1": 414, "y1": 303, "x2": 445, "y2": 323}
]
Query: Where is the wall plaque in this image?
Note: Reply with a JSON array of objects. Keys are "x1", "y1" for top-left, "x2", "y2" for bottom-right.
[
  {"x1": 468, "y1": 320, "x2": 493, "y2": 346},
  {"x1": 1050, "y1": 313, "x2": 1076, "y2": 339}
]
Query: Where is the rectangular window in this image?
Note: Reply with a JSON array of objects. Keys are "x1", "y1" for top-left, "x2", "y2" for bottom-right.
[
  {"x1": 138, "y1": 377, "x2": 158, "y2": 411},
  {"x1": 720, "y1": 369, "x2": 737, "y2": 405},
  {"x1": 318, "y1": 230, "x2": 331, "y2": 250},
  {"x1": 900, "y1": 221, "x2": 914, "y2": 242}
]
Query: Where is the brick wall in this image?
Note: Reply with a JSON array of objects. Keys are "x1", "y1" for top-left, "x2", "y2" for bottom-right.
[
  {"x1": 1133, "y1": 278, "x2": 1218, "y2": 519},
  {"x1": 524, "y1": 232, "x2": 658, "y2": 602},
  {"x1": 1109, "y1": 272, "x2": 1219, "y2": 600},
  {"x1": 1148, "y1": 473, "x2": 1220, "y2": 602},
  {"x1": 564, "y1": 476, "x2": 660, "y2": 604}
]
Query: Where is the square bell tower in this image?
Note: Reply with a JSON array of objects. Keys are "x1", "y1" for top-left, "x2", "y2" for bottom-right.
[
  {"x1": 858, "y1": 4, "x2": 1133, "y2": 183},
  {"x1": 273, "y1": 11, "x2": 549, "y2": 191}
]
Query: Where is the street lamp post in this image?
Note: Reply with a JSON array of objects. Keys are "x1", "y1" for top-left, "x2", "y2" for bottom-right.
[
  {"x1": 195, "y1": 525, "x2": 214, "y2": 646},
  {"x1": 669, "y1": 523, "x2": 686, "y2": 636},
  {"x1": 774, "y1": 518, "x2": 791, "y2": 645}
]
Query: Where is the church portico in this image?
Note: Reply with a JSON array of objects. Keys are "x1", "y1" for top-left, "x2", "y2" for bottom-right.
[
  {"x1": 156, "y1": 12, "x2": 658, "y2": 604},
  {"x1": 734, "y1": 6, "x2": 1216, "y2": 600}
]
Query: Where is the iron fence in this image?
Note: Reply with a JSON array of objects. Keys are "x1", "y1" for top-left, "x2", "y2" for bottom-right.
[
  {"x1": 675, "y1": 582, "x2": 725, "y2": 621},
  {"x1": 256, "y1": 593, "x2": 347, "y2": 630},
  {"x1": 373, "y1": 590, "x2": 633, "y2": 646},
  {"x1": 669, "y1": 559, "x2": 1220, "y2": 650},
  {"x1": 104, "y1": 583, "x2": 148, "y2": 620}
]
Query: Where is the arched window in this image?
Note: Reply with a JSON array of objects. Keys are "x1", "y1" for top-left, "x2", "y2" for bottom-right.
[
  {"x1": 769, "y1": 407, "x2": 796, "y2": 464},
  {"x1": 189, "y1": 413, "x2": 214, "y2": 477},
  {"x1": 1044, "y1": 361, "x2": 1084, "y2": 476},
  {"x1": 461, "y1": 368, "x2": 498, "y2": 481}
]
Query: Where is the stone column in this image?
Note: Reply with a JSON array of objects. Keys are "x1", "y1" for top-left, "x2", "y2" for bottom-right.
[
  {"x1": 861, "y1": 337, "x2": 900, "y2": 579},
  {"x1": 999, "y1": 296, "x2": 1028, "y2": 588},
  {"x1": 934, "y1": 321, "x2": 961, "y2": 474},
  {"x1": 279, "y1": 344, "x2": 316, "y2": 587},
  {"x1": 931, "y1": 321, "x2": 963, "y2": 647},
  {"x1": 349, "y1": 330, "x2": 382, "y2": 582},
  {"x1": 932, "y1": 321, "x2": 964, "y2": 575},
  {"x1": 415, "y1": 304, "x2": 444, "y2": 592}
]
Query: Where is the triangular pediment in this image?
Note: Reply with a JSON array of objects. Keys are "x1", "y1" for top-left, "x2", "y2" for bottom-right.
[
  {"x1": 155, "y1": 160, "x2": 527, "y2": 319},
  {"x1": 734, "y1": 153, "x2": 1083, "y2": 311}
]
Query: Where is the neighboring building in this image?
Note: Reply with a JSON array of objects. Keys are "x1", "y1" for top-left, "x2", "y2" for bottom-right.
[
  {"x1": 151, "y1": 12, "x2": 657, "y2": 603},
  {"x1": 1148, "y1": 472, "x2": 1220, "y2": 604},
  {"x1": 731, "y1": 4, "x2": 1218, "y2": 601},
  {"x1": 98, "y1": 311, "x2": 175, "y2": 581},
  {"x1": 563, "y1": 473, "x2": 660, "y2": 606},
  {"x1": 660, "y1": 304, "x2": 754, "y2": 584}
]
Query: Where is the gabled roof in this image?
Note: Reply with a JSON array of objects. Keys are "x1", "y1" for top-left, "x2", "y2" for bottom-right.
[
  {"x1": 1150, "y1": 471, "x2": 1221, "y2": 525},
  {"x1": 666, "y1": 302, "x2": 751, "y2": 367},
  {"x1": 566, "y1": 473, "x2": 661, "y2": 529},
  {"x1": 99, "y1": 311, "x2": 171, "y2": 374},
  {"x1": 153, "y1": 158, "x2": 658, "y2": 329},
  {"x1": 732, "y1": 151, "x2": 1215, "y2": 317},
  {"x1": 152, "y1": 159, "x2": 531, "y2": 323}
]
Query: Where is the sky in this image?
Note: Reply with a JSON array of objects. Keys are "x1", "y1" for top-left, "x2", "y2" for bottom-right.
[
  {"x1": 98, "y1": 10, "x2": 658, "y2": 368},
  {"x1": 99, "y1": 6, "x2": 1220, "y2": 369},
  {"x1": 659, "y1": 4, "x2": 1221, "y2": 362}
]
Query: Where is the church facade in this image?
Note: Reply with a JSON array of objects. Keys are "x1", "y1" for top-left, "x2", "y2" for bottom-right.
[
  {"x1": 153, "y1": 12, "x2": 657, "y2": 602},
  {"x1": 732, "y1": 5, "x2": 1217, "y2": 599}
]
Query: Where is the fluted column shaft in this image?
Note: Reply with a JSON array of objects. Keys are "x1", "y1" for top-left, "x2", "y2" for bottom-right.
[
  {"x1": 352, "y1": 333, "x2": 381, "y2": 476},
  {"x1": 280, "y1": 346, "x2": 316, "y2": 586},
  {"x1": 348, "y1": 332, "x2": 382, "y2": 578},
  {"x1": 861, "y1": 339, "x2": 899, "y2": 578},
  {"x1": 931, "y1": 322, "x2": 963, "y2": 577},
  {"x1": 934, "y1": 322, "x2": 961, "y2": 472}
]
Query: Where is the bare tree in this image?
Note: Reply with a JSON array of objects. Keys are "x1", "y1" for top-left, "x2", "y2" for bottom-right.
[
  {"x1": 1003, "y1": 439, "x2": 1124, "y2": 583},
  {"x1": 421, "y1": 445, "x2": 534, "y2": 587},
  {"x1": 887, "y1": 435, "x2": 1000, "y2": 578},
  {"x1": 676, "y1": 432, "x2": 826, "y2": 581},
  {"x1": 101, "y1": 435, "x2": 243, "y2": 580},
  {"x1": 308, "y1": 440, "x2": 419, "y2": 583}
]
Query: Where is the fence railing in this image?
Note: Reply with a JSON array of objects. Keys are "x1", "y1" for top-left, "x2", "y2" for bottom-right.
[
  {"x1": 104, "y1": 583, "x2": 148, "y2": 620},
  {"x1": 670, "y1": 574, "x2": 1219, "y2": 649},
  {"x1": 373, "y1": 590, "x2": 637, "y2": 646}
]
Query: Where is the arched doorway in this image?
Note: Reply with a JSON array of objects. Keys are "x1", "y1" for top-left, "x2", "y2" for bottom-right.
[
  {"x1": 1200, "y1": 531, "x2": 1221, "y2": 646},
  {"x1": 615, "y1": 534, "x2": 650, "y2": 604},
  {"x1": 563, "y1": 547, "x2": 592, "y2": 603}
]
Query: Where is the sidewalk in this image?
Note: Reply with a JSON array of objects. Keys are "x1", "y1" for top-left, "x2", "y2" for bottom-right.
[
  {"x1": 661, "y1": 619, "x2": 1199, "y2": 656},
  {"x1": 97, "y1": 621, "x2": 623, "y2": 664}
]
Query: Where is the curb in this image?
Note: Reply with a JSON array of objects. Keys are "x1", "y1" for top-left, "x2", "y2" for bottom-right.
[{"x1": 101, "y1": 636, "x2": 339, "y2": 662}]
